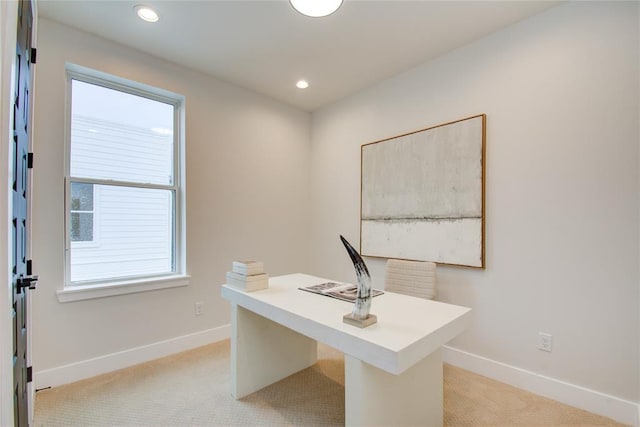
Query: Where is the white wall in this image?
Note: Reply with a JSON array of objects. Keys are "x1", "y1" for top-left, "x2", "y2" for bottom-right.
[
  {"x1": 310, "y1": 0, "x2": 639, "y2": 407},
  {"x1": 32, "y1": 19, "x2": 311, "y2": 377}
]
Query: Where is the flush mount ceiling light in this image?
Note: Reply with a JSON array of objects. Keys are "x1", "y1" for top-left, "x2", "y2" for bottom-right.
[
  {"x1": 296, "y1": 80, "x2": 309, "y2": 89},
  {"x1": 134, "y1": 5, "x2": 159, "y2": 22},
  {"x1": 289, "y1": 0, "x2": 343, "y2": 18}
]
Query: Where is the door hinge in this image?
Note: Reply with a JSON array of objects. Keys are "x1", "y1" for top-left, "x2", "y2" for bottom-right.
[
  {"x1": 27, "y1": 152, "x2": 33, "y2": 169},
  {"x1": 26, "y1": 366, "x2": 32, "y2": 383},
  {"x1": 26, "y1": 259, "x2": 32, "y2": 276},
  {"x1": 30, "y1": 48, "x2": 36, "y2": 64}
]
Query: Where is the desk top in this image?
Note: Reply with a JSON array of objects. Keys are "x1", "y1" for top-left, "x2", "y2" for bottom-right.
[{"x1": 221, "y1": 273, "x2": 471, "y2": 375}]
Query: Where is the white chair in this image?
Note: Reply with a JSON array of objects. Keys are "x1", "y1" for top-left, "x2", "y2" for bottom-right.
[{"x1": 384, "y1": 259, "x2": 437, "y2": 300}]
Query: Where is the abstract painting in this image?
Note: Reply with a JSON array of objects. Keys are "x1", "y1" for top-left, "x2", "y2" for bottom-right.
[{"x1": 360, "y1": 114, "x2": 486, "y2": 268}]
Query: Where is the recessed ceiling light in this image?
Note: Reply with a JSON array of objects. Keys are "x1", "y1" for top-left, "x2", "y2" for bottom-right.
[
  {"x1": 134, "y1": 5, "x2": 159, "y2": 22},
  {"x1": 290, "y1": 0, "x2": 343, "y2": 18},
  {"x1": 296, "y1": 80, "x2": 309, "y2": 89}
]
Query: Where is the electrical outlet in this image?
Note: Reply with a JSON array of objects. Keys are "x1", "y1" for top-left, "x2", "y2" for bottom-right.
[
  {"x1": 538, "y1": 332, "x2": 552, "y2": 352},
  {"x1": 195, "y1": 302, "x2": 204, "y2": 316}
]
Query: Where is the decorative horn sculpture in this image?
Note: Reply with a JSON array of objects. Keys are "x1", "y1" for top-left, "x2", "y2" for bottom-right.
[{"x1": 340, "y1": 235, "x2": 377, "y2": 328}]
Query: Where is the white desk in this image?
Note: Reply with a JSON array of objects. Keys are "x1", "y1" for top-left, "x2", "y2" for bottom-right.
[{"x1": 221, "y1": 273, "x2": 471, "y2": 426}]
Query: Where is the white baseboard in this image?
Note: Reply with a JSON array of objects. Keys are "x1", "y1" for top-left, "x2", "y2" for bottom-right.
[
  {"x1": 443, "y1": 345, "x2": 639, "y2": 427},
  {"x1": 35, "y1": 325, "x2": 231, "y2": 389}
]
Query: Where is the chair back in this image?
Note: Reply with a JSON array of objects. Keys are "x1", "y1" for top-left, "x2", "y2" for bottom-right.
[{"x1": 384, "y1": 259, "x2": 437, "y2": 300}]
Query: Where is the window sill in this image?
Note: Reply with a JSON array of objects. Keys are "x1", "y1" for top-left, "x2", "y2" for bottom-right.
[{"x1": 56, "y1": 275, "x2": 190, "y2": 303}]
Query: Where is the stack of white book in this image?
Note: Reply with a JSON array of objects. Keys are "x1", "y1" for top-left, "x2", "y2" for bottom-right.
[{"x1": 226, "y1": 260, "x2": 268, "y2": 292}]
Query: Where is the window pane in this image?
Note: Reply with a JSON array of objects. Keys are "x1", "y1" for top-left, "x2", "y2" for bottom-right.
[
  {"x1": 70, "y1": 185, "x2": 174, "y2": 283},
  {"x1": 70, "y1": 80, "x2": 174, "y2": 186},
  {"x1": 71, "y1": 182, "x2": 93, "y2": 211},
  {"x1": 70, "y1": 212, "x2": 93, "y2": 242}
]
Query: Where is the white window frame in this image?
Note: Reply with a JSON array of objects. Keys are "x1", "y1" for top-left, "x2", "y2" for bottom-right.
[{"x1": 58, "y1": 64, "x2": 188, "y2": 302}]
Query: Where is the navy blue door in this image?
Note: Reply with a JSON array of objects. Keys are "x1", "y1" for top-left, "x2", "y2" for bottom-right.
[{"x1": 12, "y1": 1, "x2": 36, "y2": 425}]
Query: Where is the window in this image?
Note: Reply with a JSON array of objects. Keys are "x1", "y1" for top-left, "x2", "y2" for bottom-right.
[
  {"x1": 70, "y1": 182, "x2": 94, "y2": 242},
  {"x1": 65, "y1": 66, "x2": 185, "y2": 288}
]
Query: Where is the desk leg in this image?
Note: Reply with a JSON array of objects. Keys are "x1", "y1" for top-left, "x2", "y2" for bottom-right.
[
  {"x1": 344, "y1": 349, "x2": 443, "y2": 427},
  {"x1": 230, "y1": 303, "x2": 318, "y2": 399}
]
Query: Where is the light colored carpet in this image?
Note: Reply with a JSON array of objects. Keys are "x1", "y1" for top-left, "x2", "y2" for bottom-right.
[{"x1": 33, "y1": 340, "x2": 626, "y2": 426}]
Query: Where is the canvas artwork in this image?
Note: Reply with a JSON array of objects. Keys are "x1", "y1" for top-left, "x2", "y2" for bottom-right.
[{"x1": 360, "y1": 114, "x2": 485, "y2": 268}]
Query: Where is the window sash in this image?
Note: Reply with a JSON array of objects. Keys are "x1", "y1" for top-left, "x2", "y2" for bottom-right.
[
  {"x1": 65, "y1": 181, "x2": 180, "y2": 286},
  {"x1": 68, "y1": 176, "x2": 178, "y2": 192},
  {"x1": 66, "y1": 179, "x2": 178, "y2": 285},
  {"x1": 64, "y1": 66, "x2": 184, "y2": 287}
]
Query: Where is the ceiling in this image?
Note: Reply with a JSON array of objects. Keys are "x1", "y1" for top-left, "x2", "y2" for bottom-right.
[{"x1": 38, "y1": 0, "x2": 561, "y2": 112}]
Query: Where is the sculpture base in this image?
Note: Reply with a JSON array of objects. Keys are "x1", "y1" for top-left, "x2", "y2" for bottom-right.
[{"x1": 343, "y1": 313, "x2": 377, "y2": 328}]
